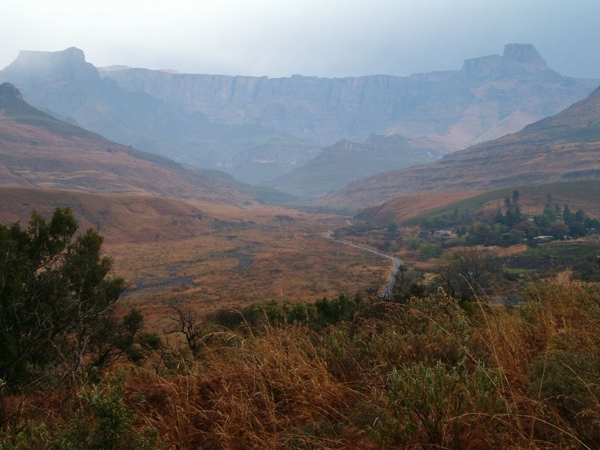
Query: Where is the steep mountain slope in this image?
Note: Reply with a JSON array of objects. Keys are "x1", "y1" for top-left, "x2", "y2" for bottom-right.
[
  {"x1": 0, "y1": 82, "x2": 288, "y2": 204},
  {"x1": 0, "y1": 49, "x2": 317, "y2": 184},
  {"x1": 102, "y1": 44, "x2": 598, "y2": 152},
  {"x1": 316, "y1": 85, "x2": 600, "y2": 210},
  {"x1": 263, "y1": 134, "x2": 441, "y2": 198}
]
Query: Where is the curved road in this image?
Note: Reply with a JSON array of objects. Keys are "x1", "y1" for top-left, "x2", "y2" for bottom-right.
[{"x1": 324, "y1": 230, "x2": 401, "y2": 298}]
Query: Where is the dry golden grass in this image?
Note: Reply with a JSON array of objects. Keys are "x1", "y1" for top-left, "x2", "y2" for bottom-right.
[
  {"x1": 125, "y1": 326, "x2": 368, "y2": 449},
  {"x1": 0, "y1": 186, "x2": 213, "y2": 244},
  {"x1": 109, "y1": 211, "x2": 389, "y2": 328},
  {"x1": 6, "y1": 274, "x2": 600, "y2": 449},
  {"x1": 0, "y1": 186, "x2": 393, "y2": 331}
]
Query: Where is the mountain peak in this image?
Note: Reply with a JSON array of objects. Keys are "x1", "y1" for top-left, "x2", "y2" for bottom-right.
[
  {"x1": 503, "y1": 43, "x2": 547, "y2": 68},
  {"x1": 461, "y1": 43, "x2": 548, "y2": 76},
  {"x1": 14, "y1": 47, "x2": 86, "y2": 64},
  {"x1": 1, "y1": 47, "x2": 98, "y2": 82},
  {"x1": 0, "y1": 81, "x2": 58, "y2": 120}
]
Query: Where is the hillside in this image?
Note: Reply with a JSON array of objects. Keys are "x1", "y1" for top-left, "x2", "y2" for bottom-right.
[
  {"x1": 317, "y1": 85, "x2": 600, "y2": 210},
  {"x1": 359, "y1": 181, "x2": 600, "y2": 227},
  {"x1": 0, "y1": 186, "x2": 211, "y2": 244},
  {"x1": 0, "y1": 82, "x2": 288, "y2": 204},
  {"x1": 262, "y1": 134, "x2": 441, "y2": 198}
]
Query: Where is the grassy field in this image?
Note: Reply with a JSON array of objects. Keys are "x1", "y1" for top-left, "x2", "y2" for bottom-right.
[{"x1": 106, "y1": 205, "x2": 391, "y2": 328}]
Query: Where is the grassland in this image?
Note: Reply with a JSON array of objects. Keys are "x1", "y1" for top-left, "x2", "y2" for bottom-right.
[
  {"x1": 109, "y1": 209, "x2": 389, "y2": 327},
  {"x1": 4, "y1": 173, "x2": 600, "y2": 450}
]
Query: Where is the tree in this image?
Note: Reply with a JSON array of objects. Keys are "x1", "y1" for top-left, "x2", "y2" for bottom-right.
[
  {"x1": 574, "y1": 209, "x2": 586, "y2": 224},
  {"x1": 420, "y1": 215, "x2": 448, "y2": 231},
  {"x1": 0, "y1": 208, "x2": 131, "y2": 387},
  {"x1": 563, "y1": 204, "x2": 573, "y2": 225},
  {"x1": 388, "y1": 265, "x2": 428, "y2": 303},
  {"x1": 465, "y1": 222, "x2": 497, "y2": 246},
  {"x1": 418, "y1": 243, "x2": 442, "y2": 261},
  {"x1": 436, "y1": 247, "x2": 500, "y2": 299},
  {"x1": 534, "y1": 206, "x2": 559, "y2": 228}
]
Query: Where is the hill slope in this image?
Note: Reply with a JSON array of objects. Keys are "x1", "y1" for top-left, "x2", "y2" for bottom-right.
[
  {"x1": 317, "y1": 85, "x2": 600, "y2": 210},
  {"x1": 0, "y1": 49, "x2": 318, "y2": 184},
  {"x1": 360, "y1": 181, "x2": 600, "y2": 226},
  {"x1": 0, "y1": 82, "x2": 288, "y2": 204},
  {"x1": 263, "y1": 134, "x2": 441, "y2": 198},
  {"x1": 0, "y1": 186, "x2": 211, "y2": 244}
]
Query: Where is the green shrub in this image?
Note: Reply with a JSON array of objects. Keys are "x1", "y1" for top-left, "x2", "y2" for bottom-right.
[
  {"x1": 418, "y1": 243, "x2": 441, "y2": 261},
  {"x1": 383, "y1": 360, "x2": 504, "y2": 448}
]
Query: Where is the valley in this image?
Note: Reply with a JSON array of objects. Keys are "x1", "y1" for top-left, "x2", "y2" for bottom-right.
[
  {"x1": 1, "y1": 44, "x2": 597, "y2": 195},
  {"x1": 2, "y1": 40, "x2": 600, "y2": 448}
]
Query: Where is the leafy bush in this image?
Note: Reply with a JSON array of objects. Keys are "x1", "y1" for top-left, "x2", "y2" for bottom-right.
[
  {"x1": 1, "y1": 376, "x2": 163, "y2": 450},
  {"x1": 418, "y1": 243, "x2": 441, "y2": 260},
  {"x1": 0, "y1": 208, "x2": 136, "y2": 387}
]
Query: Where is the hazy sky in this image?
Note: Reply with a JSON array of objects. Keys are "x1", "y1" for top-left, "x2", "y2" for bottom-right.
[{"x1": 2, "y1": 0, "x2": 599, "y2": 79}]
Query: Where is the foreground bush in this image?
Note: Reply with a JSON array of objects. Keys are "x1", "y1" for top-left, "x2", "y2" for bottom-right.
[{"x1": 0, "y1": 208, "x2": 135, "y2": 388}]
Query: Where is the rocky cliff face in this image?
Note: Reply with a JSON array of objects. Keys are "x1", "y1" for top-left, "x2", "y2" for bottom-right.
[
  {"x1": 100, "y1": 68, "x2": 425, "y2": 146},
  {"x1": 101, "y1": 44, "x2": 599, "y2": 150},
  {"x1": 315, "y1": 86, "x2": 600, "y2": 210},
  {"x1": 2, "y1": 47, "x2": 97, "y2": 83},
  {"x1": 504, "y1": 43, "x2": 547, "y2": 67}
]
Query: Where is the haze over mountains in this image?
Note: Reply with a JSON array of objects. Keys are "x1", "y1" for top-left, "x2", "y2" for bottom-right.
[
  {"x1": 0, "y1": 44, "x2": 597, "y2": 198},
  {"x1": 318, "y1": 84, "x2": 600, "y2": 210}
]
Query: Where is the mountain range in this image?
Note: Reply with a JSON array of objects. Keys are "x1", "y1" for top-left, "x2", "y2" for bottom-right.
[{"x1": 1, "y1": 44, "x2": 597, "y2": 193}]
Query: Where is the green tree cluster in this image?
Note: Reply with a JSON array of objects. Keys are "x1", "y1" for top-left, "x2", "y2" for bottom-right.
[{"x1": 0, "y1": 208, "x2": 143, "y2": 388}]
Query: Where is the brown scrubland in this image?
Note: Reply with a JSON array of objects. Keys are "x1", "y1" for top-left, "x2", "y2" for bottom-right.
[{"x1": 3, "y1": 269, "x2": 600, "y2": 449}]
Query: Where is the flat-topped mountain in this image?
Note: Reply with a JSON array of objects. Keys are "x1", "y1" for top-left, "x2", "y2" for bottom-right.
[
  {"x1": 0, "y1": 51, "x2": 317, "y2": 184},
  {"x1": 316, "y1": 85, "x2": 600, "y2": 210},
  {"x1": 102, "y1": 43, "x2": 598, "y2": 152}
]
